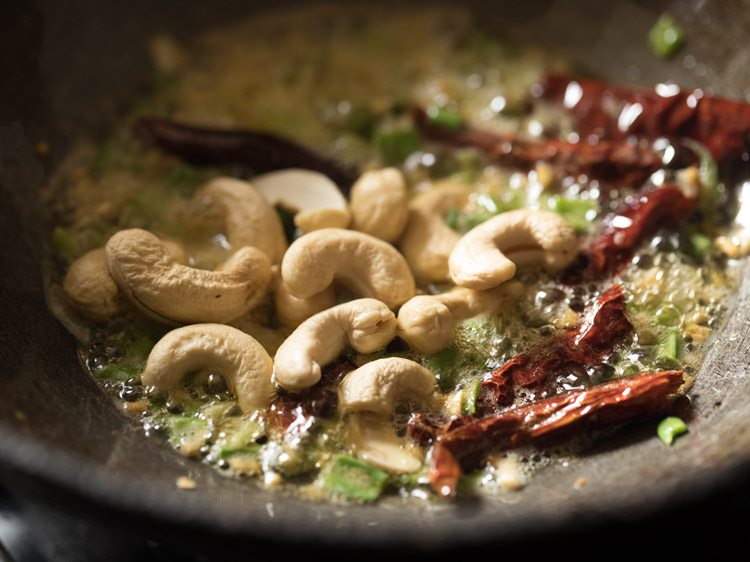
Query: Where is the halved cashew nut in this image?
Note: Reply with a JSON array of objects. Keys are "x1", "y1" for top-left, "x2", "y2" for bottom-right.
[
  {"x1": 274, "y1": 281, "x2": 336, "y2": 327},
  {"x1": 350, "y1": 168, "x2": 409, "y2": 243},
  {"x1": 347, "y1": 412, "x2": 424, "y2": 473},
  {"x1": 106, "y1": 228, "x2": 272, "y2": 324},
  {"x1": 195, "y1": 177, "x2": 287, "y2": 263},
  {"x1": 280, "y1": 229, "x2": 415, "y2": 309},
  {"x1": 63, "y1": 240, "x2": 187, "y2": 321},
  {"x1": 397, "y1": 282, "x2": 524, "y2": 354},
  {"x1": 449, "y1": 209, "x2": 578, "y2": 290},
  {"x1": 273, "y1": 299, "x2": 397, "y2": 392},
  {"x1": 398, "y1": 182, "x2": 472, "y2": 284},
  {"x1": 339, "y1": 358, "x2": 436, "y2": 416},
  {"x1": 141, "y1": 324, "x2": 274, "y2": 412},
  {"x1": 252, "y1": 169, "x2": 350, "y2": 233}
]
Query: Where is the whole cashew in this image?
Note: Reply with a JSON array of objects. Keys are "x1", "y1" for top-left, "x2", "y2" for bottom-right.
[
  {"x1": 273, "y1": 299, "x2": 397, "y2": 392},
  {"x1": 449, "y1": 209, "x2": 578, "y2": 290},
  {"x1": 63, "y1": 240, "x2": 187, "y2": 321},
  {"x1": 106, "y1": 228, "x2": 272, "y2": 324},
  {"x1": 274, "y1": 281, "x2": 336, "y2": 327},
  {"x1": 350, "y1": 168, "x2": 409, "y2": 243},
  {"x1": 63, "y1": 249, "x2": 121, "y2": 321},
  {"x1": 338, "y1": 358, "x2": 436, "y2": 416},
  {"x1": 195, "y1": 177, "x2": 287, "y2": 263},
  {"x1": 397, "y1": 282, "x2": 524, "y2": 354},
  {"x1": 280, "y1": 229, "x2": 415, "y2": 309},
  {"x1": 141, "y1": 324, "x2": 274, "y2": 412},
  {"x1": 398, "y1": 182, "x2": 472, "y2": 284}
]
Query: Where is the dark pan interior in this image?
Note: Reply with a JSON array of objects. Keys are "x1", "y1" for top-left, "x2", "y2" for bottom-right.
[{"x1": 1, "y1": 0, "x2": 749, "y2": 551}]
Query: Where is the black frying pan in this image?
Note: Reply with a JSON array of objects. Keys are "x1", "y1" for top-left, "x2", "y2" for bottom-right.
[{"x1": 1, "y1": 0, "x2": 749, "y2": 558}]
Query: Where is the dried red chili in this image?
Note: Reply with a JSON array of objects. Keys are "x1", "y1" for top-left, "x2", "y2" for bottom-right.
[
  {"x1": 266, "y1": 361, "x2": 354, "y2": 433},
  {"x1": 411, "y1": 106, "x2": 662, "y2": 185},
  {"x1": 542, "y1": 74, "x2": 750, "y2": 161},
  {"x1": 431, "y1": 369, "x2": 684, "y2": 496},
  {"x1": 581, "y1": 185, "x2": 695, "y2": 279},
  {"x1": 480, "y1": 285, "x2": 633, "y2": 408},
  {"x1": 134, "y1": 117, "x2": 357, "y2": 192}
]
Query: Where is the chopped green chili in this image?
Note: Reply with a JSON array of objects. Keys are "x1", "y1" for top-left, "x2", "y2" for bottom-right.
[
  {"x1": 51, "y1": 226, "x2": 78, "y2": 263},
  {"x1": 323, "y1": 455, "x2": 389, "y2": 502},
  {"x1": 657, "y1": 416, "x2": 688, "y2": 445},
  {"x1": 373, "y1": 124, "x2": 421, "y2": 164},
  {"x1": 649, "y1": 14, "x2": 685, "y2": 59},
  {"x1": 546, "y1": 196, "x2": 598, "y2": 234},
  {"x1": 656, "y1": 304, "x2": 682, "y2": 327},
  {"x1": 426, "y1": 105, "x2": 463, "y2": 130},
  {"x1": 461, "y1": 378, "x2": 481, "y2": 416}
]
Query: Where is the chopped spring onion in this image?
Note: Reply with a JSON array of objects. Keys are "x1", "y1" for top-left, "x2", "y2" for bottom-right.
[{"x1": 657, "y1": 416, "x2": 688, "y2": 445}]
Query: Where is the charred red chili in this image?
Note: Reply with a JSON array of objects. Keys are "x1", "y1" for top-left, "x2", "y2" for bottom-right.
[
  {"x1": 411, "y1": 106, "x2": 663, "y2": 185},
  {"x1": 431, "y1": 369, "x2": 684, "y2": 496},
  {"x1": 581, "y1": 185, "x2": 695, "y2": 279},
  {"x1": 480, "y1": 285, "x2": 633, "y2": 410},
  {"x1": 134, "y1": 117, "x2": 358, "y2": 192},
  {"x1": 542, "y1": 74, "x2": 750, "y2": 161}
]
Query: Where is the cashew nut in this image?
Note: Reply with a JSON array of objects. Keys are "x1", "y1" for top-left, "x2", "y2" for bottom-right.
[
  {"x1": 195, "y1": 177, "x2": 287, "y2": 263},
  {"x1": 106, "y1": 228, "x2": 272, "y2": 324},
  {"x1": 274, "y1": 281, "x2": 336, "y2": 327},
  {"x1": 280, "y1": 229, "x2": 415, "y2": 309},
  {"x1": 63, "y1": 240, "x2": 187, "y2": 321},
  {"x1": 338, "y1": 358, "x2": 436, "y2": 416},
  {"x1": 397, "y1": 282, "x2": 524, "y2": 354},
  {"x1": 63, "y1": 249, "x2": 121, "y2": 321},
  {"x1": 347, "y1": 412, "x2": 424, "y2": 473},
  {"x1": 273, "y1": 299, "x2": 397, "y2": 392},
  {"x1": 350, "y1": 168, "x2": 409, "y2": 243},
  {"x1": 141, "y1": 324, "x2": 274, "y2": 412},
  {"x1": 252, "y1": 169, "x2": 350, "y2": 233},
  {"x1": 398, "y1": 182, "x2": 472, "y2": 284},
  {"x1": 449, "y1": 209, "x2": 578, "y2": 290}
]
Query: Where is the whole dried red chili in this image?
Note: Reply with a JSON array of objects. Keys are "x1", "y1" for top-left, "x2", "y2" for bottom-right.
[
  {"x1": 581, "y1": 185, "x2": 695, "y2": 279},
  {"x1": 542, "y1": 74, "x2": 750, "y2": 161},
  {"x1": 431, "y1": 369, "x2": 684, "y2": 496},
  {"x1": 480, "y1": 285, "x2": 633, "y2": 408},
  {"x1": 411, "y1": 106, "x2": 662, "y2": 185},
  {"x1": 134, "y1": 117, "x2": 358, "y2": 192}
]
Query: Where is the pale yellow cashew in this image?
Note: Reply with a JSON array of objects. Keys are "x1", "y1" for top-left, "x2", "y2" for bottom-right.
[
  {"x1": 273, "y1": 281, "x2": 336, "y2": 327},
  {"x1": 449, "y1": 209, "x2": 577, "y2": 290},
  {"x1": 398, "y1": 182, "x2": 472, "y2": 284},
  {"x1": 141, "y1": 324, "x2": 274, "y2": 413},
  {"x1": 339, "y1": 358, "x2": 436, "y2": 416},
  {"x1": 339, "y1": 358, "x2": 437, "y2": 473},
  {"x1": 106, "y1": 229, "x2": 272, "y2": 324},
  {"x1": 350, "y1": 168, "x2": 409, "y2": 243},
  {"x1": 397, "y1": 282, "x2": 524, "y2": 354},
  {"x1": 273, "y1": 299, "x2": 397, "y2": 392},
  {"x1": 195, "y1": 177, "x2": 287, "y2": 263},
  {"x1": 252, "y1": 169, "x2": 350, "y2": 234},
  {"x1": 63, "y1": 240, "x2": 187, "y2": 321},
  {"x1": 280, "y1": 229, "x2": 415, "y2": 309}
]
